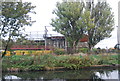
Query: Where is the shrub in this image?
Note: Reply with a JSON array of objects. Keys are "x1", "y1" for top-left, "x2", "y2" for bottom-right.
[
  {"x1": 53, "y1": 48, "x2": 66, "y2": 55},
  {"x1": 2, "y1": 54, "x2": 118, "y2": 71},
  {"x1": 59, "y1": 56, "x2": 93, "y2": 69},
  {"x1": 28, "y1": 65, "x2": 45, "y2": 71},
  {"x1": 2, "y1": 55, "x2": 34, "y2": 66},
  {"x1": 39, "y1": 54, "x2": 58, "y2": 67},
  {"x1": 79, "y1": 48, "x2": 89, "y2": 53},
  {"x1": 58, "y1": 57, "x2": 81, "y2": 69},
  {"x1": 91, "y1": 48, "x2": 98, "y2": 54}
]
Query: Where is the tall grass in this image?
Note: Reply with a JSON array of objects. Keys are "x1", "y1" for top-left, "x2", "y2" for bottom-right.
[{"x1": 2, "y1": 54, "x2": 118, "y2": 71}]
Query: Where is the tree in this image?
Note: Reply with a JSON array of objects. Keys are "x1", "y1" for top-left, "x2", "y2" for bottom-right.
[
  {"x1": 0, "y1": 2, "x2": 36, "y2": 57},
  {"x1": 84, "y1": 1, "x2": 114, "y2": 49},
  {"x1": 51, "y1": 0, "x2": 114, "y2": 53},
  {"x1": 51, "y1": 0, "x2": 85, "y2": 53},
  {"x1": 1, "y1": 38, "x2": 14, "y2": 51}
]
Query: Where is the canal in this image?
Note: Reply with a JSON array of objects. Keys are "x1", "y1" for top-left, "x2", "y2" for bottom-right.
[{"x1": 2, "y1": 68, "x2": 120, "y2": 81}]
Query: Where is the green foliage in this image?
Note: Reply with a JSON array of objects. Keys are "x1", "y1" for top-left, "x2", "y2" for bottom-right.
[
  {"x1": 53, "y1": 48, "x2": 66, "y2": 55},
  {"x1": 51, "y1": 1, "x2": 114, "y2": 51},
  {"x1": 39, "y1": 54, "x2": 59, "y2": 67},
  {"x1": 3, "y1": 55, "x2": 34, "y2": 66},
  {"x1": 97, "y1": 59, "x2": 109, "y2": 65},
  {"x1": 54, "y1": 55, "x2": 71, "y2": 67},
  {"x1": 85, "y1": 2, "x2": 114, "y2": 49},
  {"x1": 1, "y1": 2, "x2": 36, "y2": 57},
  {"x1": 90, "y1": 55, "x2": 118, "y2": 65},
  {"x1": 28, "y1": 65, "x2": 45, "y2": 71},
  {"x1": 58, "y1": 56, "x2": 94, "y2": 69},
  {"x1": 51, "y1": 1, "x2": 85, "y2": 53},
  {"x1": 92, "y1": 48, "x2": 98, "y2": 53},
  {"x1": 1, "y1": 2, "x2": 36, "y2": 37},
  {"x1": 79, "y1": 48, "x2": 89, "y2": 53},
  {"x1": 2, "y1": 54, "x2": 118, "y2": 71}
]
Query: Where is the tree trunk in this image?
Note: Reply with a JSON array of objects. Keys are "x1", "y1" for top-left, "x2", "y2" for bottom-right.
[
  {"x1": 88, "y1": 43, "x2": 92, "y2": 50},
  {"x1": 73, "y1": 41, "x2": 77, "y2": 53},
  {"x1": 2, "y1": 36, "x2": 11, "y2": 58},
  {"x1": 88, "y1": 42, "x2": 94, "y2": 54},
  {"x1": 67, "y1": 41, "x2": 77, "y2": 54}
]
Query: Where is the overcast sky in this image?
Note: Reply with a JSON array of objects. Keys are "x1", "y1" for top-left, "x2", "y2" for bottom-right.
[{"x1": 23, "y1": 0, "x2": 119, "y2": 49}]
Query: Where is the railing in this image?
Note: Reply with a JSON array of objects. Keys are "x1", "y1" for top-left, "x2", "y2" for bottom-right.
[{"x1": 10, "y1": 45, "x2": 52, "y2": 50}]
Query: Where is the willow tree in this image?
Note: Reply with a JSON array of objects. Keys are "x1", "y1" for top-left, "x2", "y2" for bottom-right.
[
  {"x1": 51, "y1": 1, "x2": 85, "y2": 53},
  {"x1": 0, "y1": 2, "x2": 36, "y2": 57}
]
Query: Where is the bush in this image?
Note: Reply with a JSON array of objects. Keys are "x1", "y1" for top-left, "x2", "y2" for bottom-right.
[
  {"x1": 53, "y1": 48, "x2": 66, "y2": 55},
  {"x1": 58, "y1": 56, "x2": 93, "y2": 69},
  {"x1": 3, "y1": 55, "x2": 34, "y2": 66},
  {"x1": 79, "y1": 48, "x2": 89, "y2": 53},
  {"x1": 28, "y1": 65, "x2": 45, "y2": 71},
  {"x1": 40, "y1": 54, "x2": 58, "y2": 67},
  {"x1": 60, "y1": 57, "x2": 82, "y2": 69},
  {"x1": 90, "y1": 48, "x2": 99, "y2": 54},
  {"x1": 2, "y1": 54, "x2": 118, "y2": 71}
]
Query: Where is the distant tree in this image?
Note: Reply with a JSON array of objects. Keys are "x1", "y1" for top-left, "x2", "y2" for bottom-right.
[
  {"x1": 51, "y1": 1, "x2": 85, "y2": 53},
  {"x1": 84, "y1": 1, "x2": 114, "y2": 49},
  {"x1": 0, "y1": 2, "x2": 36, "y2": 57},
  {"x1": 15, "y1": 35, "x2": 29, "y2": 45}
]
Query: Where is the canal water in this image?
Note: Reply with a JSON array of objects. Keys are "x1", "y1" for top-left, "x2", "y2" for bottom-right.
[{"x1": 2, "y1": 68, "x2": 120, "y2": 81}]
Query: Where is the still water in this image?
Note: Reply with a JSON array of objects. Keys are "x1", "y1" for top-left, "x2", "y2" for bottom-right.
[{"x1": 2, "y1": 68, "x2": 120, "y2": 81}]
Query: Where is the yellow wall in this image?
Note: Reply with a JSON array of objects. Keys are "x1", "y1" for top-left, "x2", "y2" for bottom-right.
[{"x1": 4, "y1": 50, "x2": 53, "y2": 56}]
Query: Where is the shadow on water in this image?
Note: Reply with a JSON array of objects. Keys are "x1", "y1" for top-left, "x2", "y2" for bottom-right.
[{"x1": 2, "y1": 68, "x2": 120, "y2": 81}]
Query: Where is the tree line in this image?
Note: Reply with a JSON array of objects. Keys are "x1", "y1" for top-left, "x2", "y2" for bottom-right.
[{"x1": 0, "y1": 0, "x2": 114, "y2": 57}]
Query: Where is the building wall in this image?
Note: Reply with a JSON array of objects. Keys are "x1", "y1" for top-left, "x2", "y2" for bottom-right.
[
  {"x1": 46, "y1": 38, "x2": 65, "y2": 49},
  {"x1": 46, "y1": 38, "x2": 88, "y2": 50},
  {"x1": 77, "y1": 42, "x2": 88, "y2": 48}
]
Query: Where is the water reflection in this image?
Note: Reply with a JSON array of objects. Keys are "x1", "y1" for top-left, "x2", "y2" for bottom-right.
[
  {"x1": 2, "y1": 68, "x2": 119, "y2": 81},
  {"x1": 4, "y1": 75, "x2": 21, "y2": 79},
  {"x1": 95, "y1": 70, "x2": 118, "y2": 79}
]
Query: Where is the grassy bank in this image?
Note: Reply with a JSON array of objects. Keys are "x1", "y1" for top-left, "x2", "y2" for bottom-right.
[{"x1": 2, "y1": 54, "x2": 119, "y2": 71}]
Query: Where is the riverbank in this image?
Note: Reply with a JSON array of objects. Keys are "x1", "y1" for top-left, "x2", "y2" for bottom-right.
[
  {"x1": 3, "y1": 68, "x2": 119, "y2": 80},
  {"x1": 4, "y1": 64, "x2": 120, "y2": 72},
  {"x1": 2, "y1": 53, "x2": 119, "y2": 72}
]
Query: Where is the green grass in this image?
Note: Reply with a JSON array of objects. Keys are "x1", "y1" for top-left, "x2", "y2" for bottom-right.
[{"x1": 2, "y1": 54, "x2": 119, "y2": 71}]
